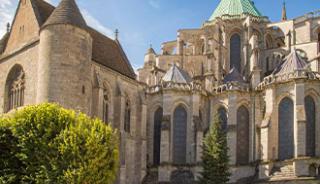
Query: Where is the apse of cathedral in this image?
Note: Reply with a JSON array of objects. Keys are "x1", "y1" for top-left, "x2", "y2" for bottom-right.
[{"x1": 0, "y1": 0, "x2": 320, "y2": 183}]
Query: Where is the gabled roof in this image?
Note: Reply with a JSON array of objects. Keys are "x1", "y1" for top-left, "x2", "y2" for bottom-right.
[
  {"x1": 0, "y1": 33, "x2": 9, "y2": 54},
  {"x1": 273, "y1": 49, "x2": 309, "y2": 76},
  {"x1": 1, "y1": 0, "x2": 136, "y2": 79},
  {"x1": 42, "y1": 0, "x2": 87, "y2": 29},
  {"x1": 223, "y1": 67, "x2": 245, "y2": 83},
  {"x1": 162, "y1": 64, "x2": 192, "y2": 84},
  {"x1": 88, "y1": 28, "x2": 136, "y2": 79},
  {"x1": 209, "y1": 0, "x2": 263, "y2": 21}
]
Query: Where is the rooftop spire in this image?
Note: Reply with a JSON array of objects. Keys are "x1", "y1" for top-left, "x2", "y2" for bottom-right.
[
  {"x1": 282, "y1": 1, "x2": 287, "y2": 21},
  {"x1": 6, "y1": 23, "x2": 10, "y2": 33},
  {"x1": 115, "y1": 29, "x2": 119, "y2": 40},
  {"x1": 42, "y1": 0, "x2": 87, "y2": 29}
]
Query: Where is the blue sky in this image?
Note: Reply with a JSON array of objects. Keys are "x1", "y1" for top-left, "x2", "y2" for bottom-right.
[{"x1": 1, "y1": 0, "x2": 320, "y2": 70}]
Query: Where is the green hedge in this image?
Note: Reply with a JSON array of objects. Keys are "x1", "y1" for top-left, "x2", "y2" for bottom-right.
[{"x1": 0, "y1": 103, "x2": 119, "y2": 184}]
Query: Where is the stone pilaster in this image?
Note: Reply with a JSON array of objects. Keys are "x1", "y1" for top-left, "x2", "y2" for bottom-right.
[
  {"x1": 228, "y1": 93, "x2": 237, "y2": 165},
  {"x1": 159, "y1": 115, "x2": 171, "y2": 182},
  {"x1": 294, "y1": 82, "x2": 306, "y2": 157}
]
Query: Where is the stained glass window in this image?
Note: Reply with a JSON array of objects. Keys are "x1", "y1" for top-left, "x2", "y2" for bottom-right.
[
  {"x1": 173, "y1": 105, "x2": 187, "y2": 165},
  {"x1": 236, "y1": 106, "x2": 249, "y2": 165},
  {"x1": 278, "y1": 97, "x2": 294, "y2": 160},
  {"x1": 230, "y1": 34, "x2": 241, "y2": 71},
  {"x1": 153, "y1": 107, "x2": 163, "y2": 166}
]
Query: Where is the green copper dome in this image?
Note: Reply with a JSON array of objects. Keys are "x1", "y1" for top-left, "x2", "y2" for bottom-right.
[{"x1": 209, "y1": 0, "x2": 263, "y2": 21}]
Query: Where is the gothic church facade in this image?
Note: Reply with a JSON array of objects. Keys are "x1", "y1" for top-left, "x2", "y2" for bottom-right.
[{"x1": 1, "y1": 0, "x2": 320, "y2": 183}]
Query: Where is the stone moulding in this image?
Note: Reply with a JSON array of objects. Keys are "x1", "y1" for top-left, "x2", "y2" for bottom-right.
[
  {"x1": 161, "y1": 115, "x2": 171, "y2": 130},
  {"x1": 211, "y1": 81, "x2": 250, "y2": 95},
  {"x1": 146, "y1": 81, "x2": 203, "y2": 94},
  {"x1": 256, "y1": 70, "x2": 320, "y2": 90}
]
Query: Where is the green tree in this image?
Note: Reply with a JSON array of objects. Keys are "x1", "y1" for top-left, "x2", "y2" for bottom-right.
[
  {"x1": 0, "y1": 103, "x2": 119, "y2": 184},
  {"x1": 199, "y1": 114, "x2": 231, "y2": 184}
]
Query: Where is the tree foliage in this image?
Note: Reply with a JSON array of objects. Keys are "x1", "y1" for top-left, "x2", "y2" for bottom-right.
[
  {"x1": 0, "y1": 103, "x2": 119, "y2": 184},
  {"x1": 199, "y1": 114, "x2": 231, "y2": 184}
]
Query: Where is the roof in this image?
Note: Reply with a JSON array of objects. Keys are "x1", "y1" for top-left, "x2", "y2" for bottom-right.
[
  {"x1": 209, "y1": 0, "x2": 263, "y2": 21},
  {"x1": 88, "y1": 28, "x2": 136, "y2": 79},
  {"x1": 1, "y1": 0, "x2": 136, "y2": 79},
  {"x1": 273, "y1": 49, "x2": 309, "y2": 76},
  {"x1": 223, "y1": 67, "x2": 246, "y2": 83},
  {"x1": 32, "y1": 0, "x2": 55, "y2": 25},
  {"x1": 0, "y1": 33, "x2": 9, "y2": 54},
  {"x1": 162, "y1": 64, "x2": 192, "y2": 84},
  {"x1": 147, "y1": 47, "x2": 156, "y2": 55},
  {"x1": 42, "y1": 0, "x2": 87, "y2": 29}
]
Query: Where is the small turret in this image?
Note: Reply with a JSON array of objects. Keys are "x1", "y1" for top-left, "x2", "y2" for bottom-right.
[
  {"x1": 144, "y1": 44, "x2": 156, "y2": 65},
  {"x1": 37, "y1": 0, "x2": 92, "y2": 114}
]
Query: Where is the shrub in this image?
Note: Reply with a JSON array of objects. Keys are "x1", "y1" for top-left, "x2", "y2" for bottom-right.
[
  {"x1": 0, "y1": 103, "x2": 119, "y2": 184},
  {"x1": 198, "y1": 114, "x2": 230, "y2": 184}
]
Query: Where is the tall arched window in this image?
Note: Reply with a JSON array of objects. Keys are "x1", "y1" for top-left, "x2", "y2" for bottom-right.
[
  {"x1": 124, "y1": 98, "x2": 131, "y2": 133},
  {"x1": 103, "y1": 89, "x2": 109, "y2": 123},
  {"x1": 153, "y1": 107, "x2": 163, "y2": 166},
  {"x1": 5, "y1": 65, "x2": 25, "y2": 112},
  {"x1": 173, "y1": 105, "x2": 187, "y2": 165},
  {"x1": 278, "y1": 97, "x2": 294, "y2": 160},
  {"x1": 237, "y1": 106, "x2": 250, "y2": 165},
  {"x1": 230, "y1": 34, "x2": 241, "y2": 71},
  {"x1": 305, "y1": 96, "x2": 316, "y2": 157},
  {"x1": 318, "y1": 31, "x2": 320, "y2": 52},
  {"x1": 218, "y1": 107, "x2": 228, "y2": 132}
]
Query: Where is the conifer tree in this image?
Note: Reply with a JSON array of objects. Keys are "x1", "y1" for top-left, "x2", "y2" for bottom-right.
[{"x1": 199, "y1": 114, "x2": 231, "y2": 184}]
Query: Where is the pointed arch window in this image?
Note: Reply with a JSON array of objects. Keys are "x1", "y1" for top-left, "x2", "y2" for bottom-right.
[
  {"x1": 124, "y1": 98, "x2": 131, "y2": 133},
  {"x1": 305, "y1": 96, "x2": 316, "y2": 157},
  {"x1": 230, "y1": 34, "x2": 241, "y2": 72},
  {"x1": 278, "y1": 97, "x2": 294, "y2": 161},
  {"x1": 173, "y1": 105, "x2": 187, "y2": 165},
  {"x1": 236, "y1": 106, "x2": 250, "y2": 165},
  {"x1": 103, "y1": 89, "x2": 109, "y2": 123},
  {"x1": 217, "y1": 107, "x2": 228, "y2": 132},
  {"x1": 318, "y1": 31, "x2": 320, "y2": 53},
  {"x1": 153, "y1": 107, "x2": 163, "y2": 166},
  {"x1": 5, "y1": 65, "x2": 25, "y2": 112}
]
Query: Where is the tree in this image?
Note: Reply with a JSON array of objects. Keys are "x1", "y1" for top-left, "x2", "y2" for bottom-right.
[
  {"x1": 199, "y1": 114, "x2": 231, "y2": 184},
  {"x1": 0, "y1": 103, "x2": 119, "y2": 184}
]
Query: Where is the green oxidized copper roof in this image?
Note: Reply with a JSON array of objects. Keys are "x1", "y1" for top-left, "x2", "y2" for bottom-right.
[{"x1": 209, "y1": 0, "x2": 263, "y2": 21}]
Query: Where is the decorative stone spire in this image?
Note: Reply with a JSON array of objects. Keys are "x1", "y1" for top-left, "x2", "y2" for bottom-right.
[
  {"x1": 42, "y1": 0, "x2": 87, "y2": 29},
  {"x1": 6, "y1": 23, "x2": 10, "y2": 33},
  {"x1": 115, "y1": 29, "x2": 119, "y2": 40},
  {"x1": 282, "y1": 1, "x2": 287, "y2": 21},
  {"x1": 147, "y1": 44, "x2": 156, "y2": 55}
]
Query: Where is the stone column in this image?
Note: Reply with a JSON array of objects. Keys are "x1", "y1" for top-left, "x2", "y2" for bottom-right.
[
  {"x1": 158, "y1": 115, "x2": 171, "y2": 182},
  {"x1": 294, "y1": 82, "x2": 306, "y2": 157},
  {"x1": 227, "y1": 93, "x2": 237, "y2": 165},
  {"x1": 140, "y1": 102, "x2": 148, "y2": 181}
]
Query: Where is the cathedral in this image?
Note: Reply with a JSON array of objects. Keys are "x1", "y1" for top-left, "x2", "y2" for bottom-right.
[{"x1": 1, "y1": 0, "x2": 320, "y2": 183}]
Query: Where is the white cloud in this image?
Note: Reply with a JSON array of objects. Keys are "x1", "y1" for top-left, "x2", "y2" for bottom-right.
[
  {"x1": 0, "y1": 0, "x2": 15, "y2": 37},
  {"x1": 81, "y1": 9, "x2": 114, "y2": 39},
  {"x1": 148, "y1": 0, "x2": 160, "y2": 9}
]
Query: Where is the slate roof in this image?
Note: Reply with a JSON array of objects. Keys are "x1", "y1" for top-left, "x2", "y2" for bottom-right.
[
  {"x1": 42, "y1": 0, "x2": 87, "y2": 29},
  {"x1": 162, "y1": 64, "x2": 192, "y2": 84},
  {"x1": 0, "y1": 33, "x2": 9, "y2": 54},
  {"x1": 223, "y1": 67, "x2": 246, "y2": 83},
  {"x1": 272, "y1": 49, "x2": 309, "y2": 76},
  {"x1": 1, "y1": 0, "x2": 136, "y2": 79},
  {"x1": 209, "y1": 0, "x2": 263, "y2": 21}
]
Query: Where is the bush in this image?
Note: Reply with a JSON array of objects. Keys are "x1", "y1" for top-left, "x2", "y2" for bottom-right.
[{"x1": 0, "y1": 103, "x2": 119, "y2": 184}]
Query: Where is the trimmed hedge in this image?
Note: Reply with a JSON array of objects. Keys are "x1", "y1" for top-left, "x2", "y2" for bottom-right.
[{"x1": 0, "y1": 103, "x2": 119, "y2": 184}]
